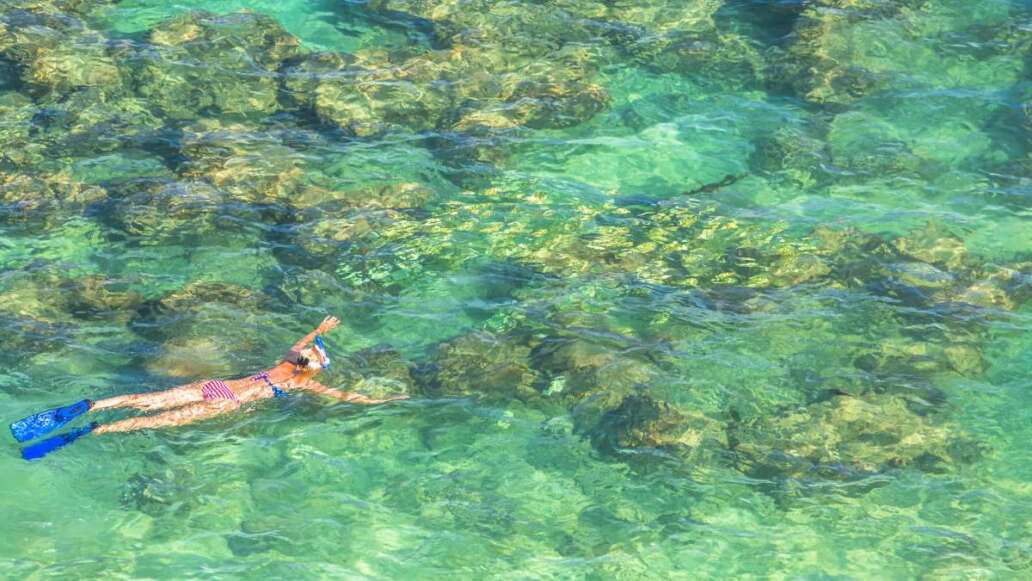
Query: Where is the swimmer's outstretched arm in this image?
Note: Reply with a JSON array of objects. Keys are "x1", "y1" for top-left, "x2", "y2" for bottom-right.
[
  {"x1": 299, "y1": 379, "x2": 408, "y2": 405},
  {"x1": 287, "y1": 315, "x2": 340, "y2": 356}
]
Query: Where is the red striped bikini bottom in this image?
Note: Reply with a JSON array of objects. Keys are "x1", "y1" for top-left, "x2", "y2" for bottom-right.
[{"x1": 201, "y1": 380, "x2": 238, "y2": 402}]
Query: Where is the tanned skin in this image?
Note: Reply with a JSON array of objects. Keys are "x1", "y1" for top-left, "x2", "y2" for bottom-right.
[{"x1": 90, "y1": 316, "x2": 406, "y2": 434}]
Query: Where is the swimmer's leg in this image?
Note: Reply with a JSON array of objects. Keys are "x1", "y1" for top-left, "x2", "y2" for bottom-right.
[
  {"x1": 13, "y1": 384, "x2": 209, "y2": 443},
  {"x1": 93, "y1": 399, "x2": 239, "y2": 434},
  {"x1": 19, "y1": 400, "x2": 240, "y2": 459},
  {"x1": 92, "y1": 382, "x2": 204, "y2": 413}
]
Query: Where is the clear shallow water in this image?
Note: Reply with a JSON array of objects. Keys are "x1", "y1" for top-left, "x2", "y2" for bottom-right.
[{"x1": 1, "y1": 0, "x2": 1030, "y2": 578}]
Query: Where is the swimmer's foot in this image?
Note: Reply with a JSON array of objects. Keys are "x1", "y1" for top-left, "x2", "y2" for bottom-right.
[{"x1": 9, "y1": 399, "x2": 94, "y2": 442}]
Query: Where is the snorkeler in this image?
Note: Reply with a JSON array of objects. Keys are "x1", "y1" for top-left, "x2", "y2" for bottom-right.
[{"x1": 10, "y1": 316, "x2": 407, "y2": 459}]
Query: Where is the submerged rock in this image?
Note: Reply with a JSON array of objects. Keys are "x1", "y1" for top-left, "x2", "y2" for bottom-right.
[
  {"x1": 0, "y1": 91, "x2": 40, "y2": 167},
  {"x1": 814, "y1": 224, "x2": 1021, "y2": 311},
  {"x1": 44, "y1": 91, "x2": 164, "y2": 157},
  {"x1": 0, "y1": 172, "x2": 106, "y2": 229},
  {"x1": 282, "y1": 49, "x2": 451, "y2": 137},
  {"x1": 139, "y1": 325, "x2": 268, "y2": 380},
  {"x1": 766, "y1": 1, "x2": 933, "y2": 105},
  {"x1": 0, "y1": 267, "x2": 73, "y2": 324},
  {"x1": 589, "y1": 394, "x2": 727, "y2": 465},
  {"x1": 146, "y1": 335, "x2": 235, "y2": 379},
  {"x1": 7, "y1": 0, "x2": 114, "y2": 17},
  {"x1": 0, "y1": 313, "x2": 68, "y2": 363},
  {"x1": 854, "y1": 337, "x2": 986, "y2": 378},
  {"x1": 751, "y1": 122, "x2": 831, "y2": 187},
  {"x1": 105, "y1": 178, "x2": 223, "y2": 242},
  {"x1": 770, "y1": 0, "x2": 1022, "y2": 108},
  {"x1": 292, "y1": 210, "x2": 386, "y2": 260},
  {"x1": 423, "y1": 330, "x2": 540, "y2": 399},
  {"x1": 0, "y1": 268, "x2": 137, "y2": 324},
  {"x1": 284, "y1": 44, "x2": 607, "y2": 138},
  {"x1": 143, "y1": 280, "x2": 265, "y2": 316},
  {"x1": 729, "y1": 393, "x2": 982, "y2": 482},
  {"x1": 367, "y1": 0, "x2": 608, "y2": 56},
  {"x1": 290, "y1": 207, "x2": 441, "y2": 287},
  {"x1": 131, "y1": 280, "x2": 271, "y2": 347},
  {"x1": 335, "y1": 345, "x2": 416, "y2": 399},
  {"x1": 302, "y1": 0, "x2": 616, "y2": 139},
  {"x1": 531, "y1": 335, "x2": 656, "y2": 402},
  {"x1": 425, "y1": 181, "x2": 1028, "y2": 329},
  {"x1": 175, "y1": 118, "x2": 440, "y2": 211},
  {"x1": 135, "y1": 11, "x2": 301, "y2": 120},
  {"x1": 0, "y1": 268, "x2": 139, "y2": 361},
  {"x1": 956, "y1": 264, "x2": 1031, "y2": 311},
  {"x1": 122, "y1": 472, "x2": 192, "y2": 518},
  {"x1": 0, "y1": 8, "x2": 127, "y2": 102},
  {"x1": 59, "y1": 274, "x2": 144, "y2": 320},
  {"x1": 769, "y1": 11, "x2": 884, "y2": 106},
  {"x1": 288, "y1": 206, "x2": 460, "y2": 295},
  {"x1": 891, "y1": 222, "x2": 971, "y2": 272},
  {"x1": 626, "y1": 29, "x2": 764, "y2": 86},
  {"x1": 176, "y1": 120, "x2": 307, "y2": 205},
  {"x1": 827, "y1": 110, "x2": 920, "y2": 174},
  {"x1": 0, "y1": 87, "x2": 165, "y2": 173},
  {"x1": 371, "y1": 0, "x2": 765, "y2": 89}
]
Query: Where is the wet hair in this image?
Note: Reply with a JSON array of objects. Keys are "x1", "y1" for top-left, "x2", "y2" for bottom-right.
[{"x1": 286, "y1": 350, "x2": 311, "y2": 368}]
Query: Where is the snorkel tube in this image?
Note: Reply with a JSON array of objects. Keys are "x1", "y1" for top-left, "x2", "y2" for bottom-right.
[{"x1": 313, "y1": 335, "x2": 330, "y2": 369}]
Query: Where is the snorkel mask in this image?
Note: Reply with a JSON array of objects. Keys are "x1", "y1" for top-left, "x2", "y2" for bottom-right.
[{"x1": 313, "y1": 335, "x2": 330, "y2": 369}]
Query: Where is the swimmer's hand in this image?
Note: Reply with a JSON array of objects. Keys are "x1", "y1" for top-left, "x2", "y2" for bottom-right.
[
  {"x1": 289, "y1": 315, "x2": 341, "y2": 354},
  {"x1": 316, "y1": 315, "x2": 340, "y2": 335},
  {"x1": 341, "y1": 390, "x2": 408, "y2": 404},
  {"x1": 357, "y1": 394, "x2": 409, "y2": 404},
  {"x1": 346, "y1": 394, "x2": 409, "y2": 404}
]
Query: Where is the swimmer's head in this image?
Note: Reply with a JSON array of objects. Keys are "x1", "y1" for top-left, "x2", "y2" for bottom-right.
[{"x1": 292, "y1": 346, "x2": 324, "y2": 371}]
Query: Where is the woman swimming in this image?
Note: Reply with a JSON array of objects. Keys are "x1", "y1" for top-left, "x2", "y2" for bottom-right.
[{"x1": 11, "y1": 316, "x2": 407, "y2": 459}]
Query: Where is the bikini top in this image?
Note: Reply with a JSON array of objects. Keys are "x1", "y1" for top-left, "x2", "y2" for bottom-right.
[{"x1": 252, "y1": 372, "x2": 290, "y2": 398}]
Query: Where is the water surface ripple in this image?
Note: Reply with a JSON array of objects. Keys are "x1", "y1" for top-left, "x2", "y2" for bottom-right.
[{"x1": 1, "y1": 0, "x2": 1030, "y2": 577}]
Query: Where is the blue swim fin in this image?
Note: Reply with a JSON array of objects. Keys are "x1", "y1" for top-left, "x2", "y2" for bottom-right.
[
  {"x1": 21, "y1": 422, "x2": 97, "y2": 461},
  {"x1": 10, "y1": 399, "x2": 93, "y2": 442}
]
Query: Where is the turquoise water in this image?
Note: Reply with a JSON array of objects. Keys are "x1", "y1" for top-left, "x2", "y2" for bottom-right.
[{"x1": 1, "y1": 0, "x2": 1030, "y2": 577}]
